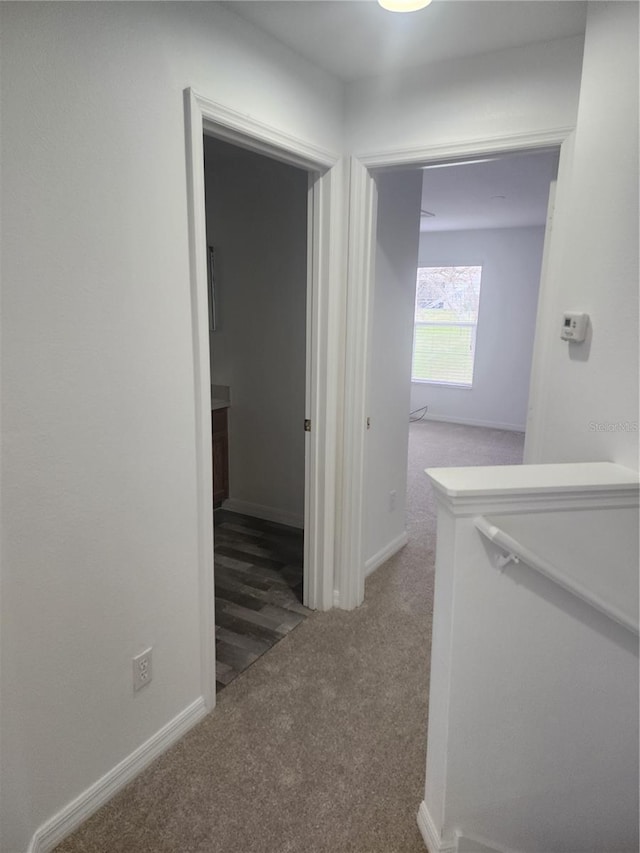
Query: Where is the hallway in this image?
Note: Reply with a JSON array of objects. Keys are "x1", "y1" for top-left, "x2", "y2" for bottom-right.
[{"x1": 56, "y1": 422, "x2": 524, "y2": 853}]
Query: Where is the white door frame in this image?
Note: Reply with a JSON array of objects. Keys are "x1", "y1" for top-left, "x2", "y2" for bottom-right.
[
  {"x1": 334, "y1": 158, "x2": 378, "y2": 610},
  {"x1": 183, "y1": 88, "x2": 342, "y2": 709},
  {"x1": 339, "y1": 126, "x2": 574, "y2": 611}
]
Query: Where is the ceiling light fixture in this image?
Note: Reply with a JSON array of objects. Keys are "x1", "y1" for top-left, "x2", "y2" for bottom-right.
[{"x1": 377, "y1": 0, "x2": 433, "y2": 12}]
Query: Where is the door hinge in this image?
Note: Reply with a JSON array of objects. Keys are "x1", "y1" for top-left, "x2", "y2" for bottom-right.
[
  {"x1": 304, "y1": 419, "x2": 311, "y2": 432},
  {"x1": 366, "y1": 417, "x2": 371, "y2": 430}
]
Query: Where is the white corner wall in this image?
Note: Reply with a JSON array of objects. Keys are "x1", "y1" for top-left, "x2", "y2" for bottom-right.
[
  {"x1": 0, "y1": 4, "x2": 343, "y2": 851},
  {"x1": 365, "y1": 171, "x2": 422, "y2": 567},
  {"x1": 411, "y1": 227, "x2": 545, "y2": 432},
  {"x1": 204, "y1": 138, "x2": 308, "y2": 525},
  {"x1": 345, "y1": 36, "x2": 584, "y2": 156},
  {"x1": 525, "y1": 2, "x2": 639, "y2": 471}
]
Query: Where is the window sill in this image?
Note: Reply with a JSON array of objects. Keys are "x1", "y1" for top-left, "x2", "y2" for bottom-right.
[{"x1": 411, "y1": 379, "x2": 473, "y2": 390}]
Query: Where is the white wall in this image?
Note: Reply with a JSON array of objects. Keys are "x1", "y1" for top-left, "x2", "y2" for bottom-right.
[
  {"x1": 204, "y1": 137, "x2": 307, "y2": 525},
  {"x1": 411, "y1": 227, "x2": 545, "y2": 432},
  {"x1": 0, "y1": 4, "x2": 342, "y2": 851},
  {"x1": 345, "y1": 36, "x2": 584, "y2": 156},
  {"x1": 365, "y1": 171, "x2": 422, "y2": 566},
  {"x1": 525, "y1": 2, "x2": 639, "y2": 470}
]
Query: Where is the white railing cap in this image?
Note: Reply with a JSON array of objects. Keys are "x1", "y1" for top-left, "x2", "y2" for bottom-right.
[{"x1": 426, "y1": 462, "x2": 639, "y2": 515}]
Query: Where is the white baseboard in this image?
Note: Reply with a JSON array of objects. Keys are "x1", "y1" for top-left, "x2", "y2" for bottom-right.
[
  {"x1": 414, "y1": 413, "x2": 525, "y2": 434},
  {"x1": 417, "y1": 802, "x2": 520, "y2": 853},
  {"x1": 417, "y1": 801, "x2": 457, "y2": 853},
  {"x1": 365, "y1": 531, "x2": 409, "y2": 577},
  {"x1": 28, "y1": 698, "x2": 208, "y2": 853},
  {"x1": 221, "y1": 498, "x2": 304, "y2": 529}
]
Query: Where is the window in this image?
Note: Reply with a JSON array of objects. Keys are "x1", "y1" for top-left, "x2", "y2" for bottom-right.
[{"x1": 412, "y1": 265, "x2": 482, "y2": 387}]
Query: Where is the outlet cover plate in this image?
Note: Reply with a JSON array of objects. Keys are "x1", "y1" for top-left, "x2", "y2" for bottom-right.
[{"x1": 133, "y1": 647, "x2": 153, "y2": 692}]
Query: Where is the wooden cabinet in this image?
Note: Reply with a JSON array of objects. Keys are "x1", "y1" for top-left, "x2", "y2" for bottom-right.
[{"x1": 212, "y1": 407, "x2": 229, "y2": 507}]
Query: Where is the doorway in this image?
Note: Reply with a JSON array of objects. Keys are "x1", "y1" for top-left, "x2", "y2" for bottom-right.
[
  {"x1": 363, "y1": 149, "x2": 559, "y2": 578},
  {"x1": 203, "y1": 135, "x2": 310, "y2": 691},
  {"x1": 342, "y1": 131, "x2": 572, "y2": 608},
  {"x1": 403, "y1": 150, "x2": 561, "y2": 515},
  {"x1": 408, "y1": 148, "x2": 559, "y2": 446},
  {"x1": 184, "y1": 88, "x2": 342, "y2": 709}
]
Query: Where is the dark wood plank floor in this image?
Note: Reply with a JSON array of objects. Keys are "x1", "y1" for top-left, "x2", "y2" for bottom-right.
[{"x1": 213, "y1": 510, "x2": 308, "y2": 692}]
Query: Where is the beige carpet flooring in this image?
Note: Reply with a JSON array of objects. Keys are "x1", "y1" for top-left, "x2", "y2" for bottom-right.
[{"x1": 55, "y1": 420, "x2": 524, "y2": 853}]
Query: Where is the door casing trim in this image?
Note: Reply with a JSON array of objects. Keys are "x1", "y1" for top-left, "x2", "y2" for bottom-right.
[
  {"x1": 339, "y1": 127, "x2": 573, "y2": 610},
  {"x1": 184, "y1": 88, "x2": 341, "y2": 709}
]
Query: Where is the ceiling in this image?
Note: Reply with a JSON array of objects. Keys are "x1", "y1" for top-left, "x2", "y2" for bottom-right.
[
  {"x1": 419, "y1": 149, "x2": 559, "y2": 232},
  {"x1": 225, "y1": 0, "x2": 587, "y2": 83},
  {"x1": 221, "y1": 2, "x2": 570, "y2": 230}
]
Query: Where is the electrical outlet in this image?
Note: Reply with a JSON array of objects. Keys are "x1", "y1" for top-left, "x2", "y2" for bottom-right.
[
  {"x1": 133, "y1": 647, "x2": 153, "y2": 692},
  {"x1": 389, "y1": 490, "x2": 397, "y2": 511}
]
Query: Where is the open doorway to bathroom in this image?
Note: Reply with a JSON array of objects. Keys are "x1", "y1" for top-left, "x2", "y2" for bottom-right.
[{"x1": 203, "y1": 134, "x2": 310, "y2": 691}]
